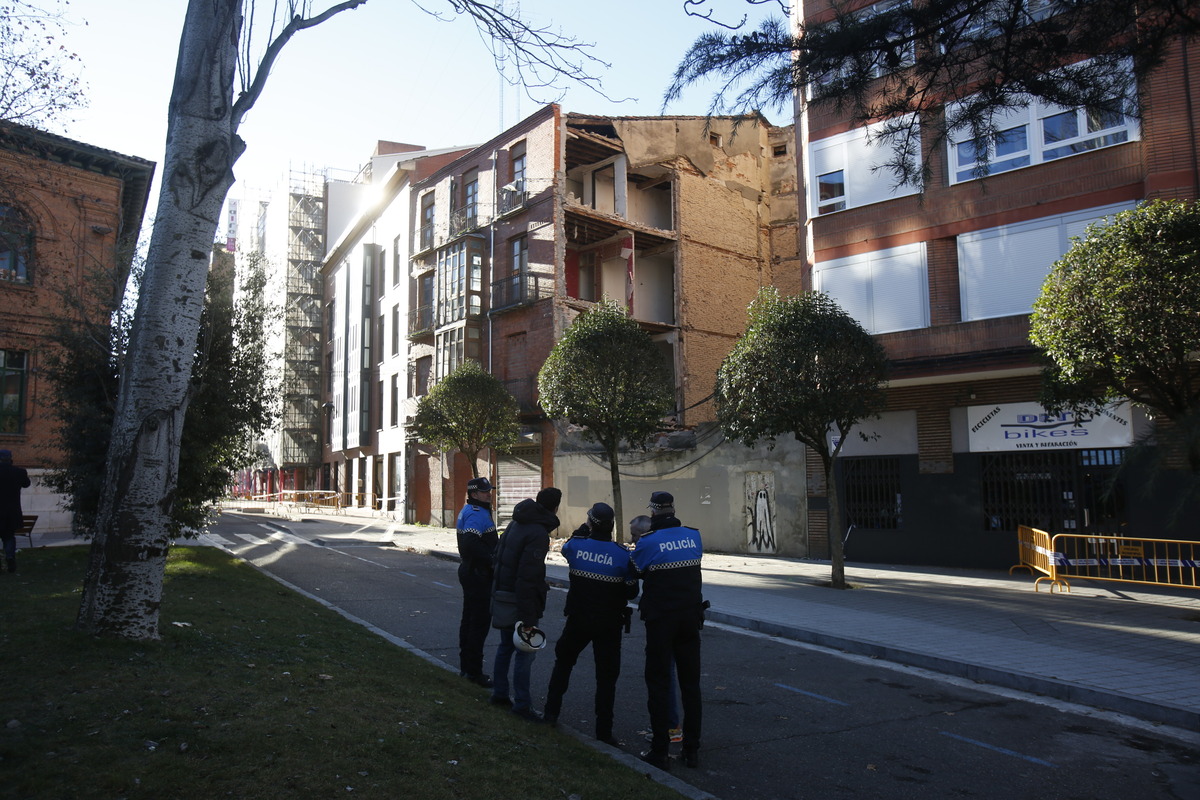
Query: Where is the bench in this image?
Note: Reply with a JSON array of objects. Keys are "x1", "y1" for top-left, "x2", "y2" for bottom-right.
[{"x1": 17, "y1": 514, "x2": 36, "y2": 548}]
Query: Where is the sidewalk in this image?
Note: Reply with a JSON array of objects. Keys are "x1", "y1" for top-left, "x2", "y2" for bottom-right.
[{"x1": 37, "y1": 507, "x2": 1200, "y2": 732}]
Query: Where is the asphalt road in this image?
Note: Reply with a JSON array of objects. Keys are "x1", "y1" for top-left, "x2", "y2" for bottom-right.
[{"x1": 205, "y1": 515, "x2": 1200, "y2": 800}]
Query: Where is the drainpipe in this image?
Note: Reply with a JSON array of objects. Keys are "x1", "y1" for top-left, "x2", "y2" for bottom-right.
[{"x1": 488, "y1": 147, "x2": 499, "y2": 374}]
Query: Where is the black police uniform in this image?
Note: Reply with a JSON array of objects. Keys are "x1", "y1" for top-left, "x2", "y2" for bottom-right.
[
  {"x1": 543, "y1": 521, "x2": 638, "y2": 741},
  {"x1": 456, "y1": 497, "x2": 497, "y2": 682},
  {"x1": 633, "y1": 512, "x2": 704, "y2": 764}
]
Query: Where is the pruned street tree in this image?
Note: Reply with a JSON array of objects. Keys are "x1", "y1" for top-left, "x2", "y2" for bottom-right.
[
  {"x1": 411, "y1": 360, "x2": 521, "y2": 480},
  {"x1": 75, "y1": 0, "x2": 608, "y2": 640},
  {"x1": 1030, "y1": 199, "x2": 1200, "y2": 475},
  {"x1": 667, "y1": 0, "x2": 1200, "y2": 184},
  {"x1": 0, "y1": 0, "x2": 87, "y2": 128},
  {"x1": 715, "y1": 288, "x2": 888, "y2": 589},
  {"x1": 538, "y1": 299, "x2": 675, "y2": 537}
]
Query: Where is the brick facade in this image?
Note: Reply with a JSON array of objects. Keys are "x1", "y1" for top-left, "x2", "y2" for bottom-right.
[
  {"x1": 790, "y1": 9, "x2": 1200, "y2": 564},
  {"x1": 0, "y1": 122, "x2": 153, "y2": 531}
]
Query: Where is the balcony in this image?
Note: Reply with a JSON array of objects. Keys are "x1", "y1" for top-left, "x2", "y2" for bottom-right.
[
  {"x1": 417, "y1": 224, "x2": 434, "y2": 252},
  {"x1": 449, "y1": 206, "x2": 479, "y2": 238},
  {"x1": 490, "y1": 272, "x2": 553, "y2": 313},
  {"x1": 407, "y1": 305, "x2": 434, "y2": 338},
  {"x1": 498, "y1": 187, "x2": 528, "y2": 216}
]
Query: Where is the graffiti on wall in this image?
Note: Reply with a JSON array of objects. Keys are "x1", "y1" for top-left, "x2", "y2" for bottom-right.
[{"x1": 745, "y1": 471, "x2": 777, "y2": 554}]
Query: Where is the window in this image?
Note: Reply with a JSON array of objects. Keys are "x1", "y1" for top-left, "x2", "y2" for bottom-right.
[
  {"x1": 436, "y1": 242, "x2": 468, "y2": 325},
  {"x1": 511, "y1": 141, "x2": 527, "y2": 192},
  {"x1": 463, "y1": 173, "x2": 479, "y2": 221},
  {"x1": 817, "y1": 171, "x2": 846, "y2": 214},
  {"x1": 814, "y1": 242, "x2": 928, "y2": 334},
  {"x1": 0, "y1": 206, "x2": 33, "y2": 285},
  {"x1": 808, "y1": 119, "x2": 920, "y2": 215},
  {"x1": 375, "y1": 313, "x2": 384, "y2": 365},
  {"x1": 419, "y1": 193, "x2": 435, "y2": 250},
  {"x1": 391, "y1": 305, "x2": 400, "y2": 356},
  {"x1": 510, "y1": 235, "x2": 528, "y2": 275},
  {"x1": 411, "y1": 355, "x2": 432, "y2": 397},
  {"x1": 811, "y1": 0, "x2": 914, "y2": 92},
  {"x1": 436, "y1": 327, "x2": 465, "y2": 378},
  {"x1": 390, "y1": 374, "x2": 399, "y2": 427},
  {"x1": 948, "y1": 61, "x2": 1138, "y2": 183},
  {"x1": 392, "y1": 235, "x2": 402, "y2": 286},
  {"x1": 0, "y1": 350, "x2": 26, "y2": 433},
  {"x1": 944, "y1": 0, "x2": 1063, "y2": 47},
  {"x1": 957, "y1": 201, "x2": 1135, "y2": 320},
  {"x1": 772, "y1": 143, "x2": 788, "y2": 158},
  {"x1": 842, "y1": 457, "x2": 902, "y2": 530}
]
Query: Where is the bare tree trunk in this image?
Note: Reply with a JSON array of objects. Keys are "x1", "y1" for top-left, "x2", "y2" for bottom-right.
[{"x1": 76, "y1": 0, "x2": 245, "y2": 640}]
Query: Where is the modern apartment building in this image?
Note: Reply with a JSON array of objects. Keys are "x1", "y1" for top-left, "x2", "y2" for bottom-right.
[
  {"x1": 790, "y1": 3, "x2": 1199, "y2": 566},
  {"x1": 0, "y1": 122, "x2": 153, "y2": 531},
  {"x1": 321, "y1": 142, "x2": 473, "y2": 509}
]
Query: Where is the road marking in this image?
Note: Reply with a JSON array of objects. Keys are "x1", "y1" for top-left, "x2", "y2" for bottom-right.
[
  {"x1": 433, "y1": 581, "x2": 455, "y2": 590},
  {"x1": 939, "y1": 731, "x2": 1056, "y2": 767},
  {"x1": 397, "y1": 571, "x2": 417, "y2": 577},
  {"x1": 775, "y1": 683, "x2": 849, "y2": 706}
]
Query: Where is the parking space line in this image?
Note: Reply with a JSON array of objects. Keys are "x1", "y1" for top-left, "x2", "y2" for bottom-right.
[
  {"x1": 939, "y1": 731, "x2": 1056, "y2": 767},
  {"x1": 775, "y1": 683, "x2": 850, "y2": 706}
]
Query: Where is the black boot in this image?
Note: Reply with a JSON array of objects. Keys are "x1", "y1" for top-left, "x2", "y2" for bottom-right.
[{"x1": 6, "y1": 557, "x2": 15, "y2": 573}]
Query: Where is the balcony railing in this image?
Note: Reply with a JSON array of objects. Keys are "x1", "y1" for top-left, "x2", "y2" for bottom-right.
[
  {"x1": 408, "y1": 305, "x2": 434, "y2": 337},
  {"x1": 498, "y1": 187, "x2": 528, "y2": 216},
  {"x1": 449, "y1": 206, "x2": 479, "y2": 238},
  {"x1": 490, "y1": 272, "x2": 553, "y2": 313},
  {"x1": 417, "y1": 224, "x2": 434, "y2": 252}
]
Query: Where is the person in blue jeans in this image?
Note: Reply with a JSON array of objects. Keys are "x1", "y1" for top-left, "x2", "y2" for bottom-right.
[{"x1": 490, "y1": 488, "x2": 560, "y2": 720}]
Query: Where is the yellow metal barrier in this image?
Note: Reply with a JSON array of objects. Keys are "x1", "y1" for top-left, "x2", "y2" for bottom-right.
[
  {"x1": 281, "y1": 490, "x2": 341, "y2": 512},
  {"x1": 1050, "y1": 534, "x2": 1199, "y2": 593},
  {"x1": 1010, "y1": 526, "x2": 1069, "y2": 592},
  {"x1": 1013, "y1": 526, "x2": 1200, "y2": 593}
]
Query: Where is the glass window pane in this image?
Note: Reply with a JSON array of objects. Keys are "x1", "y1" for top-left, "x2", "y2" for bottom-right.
[
  {"x1": 995, "y1": 125, "x2": 1027, "y2": 157},
  {"x1": 1042, "y1": 111, "x2": 1078, "y2": 144}
]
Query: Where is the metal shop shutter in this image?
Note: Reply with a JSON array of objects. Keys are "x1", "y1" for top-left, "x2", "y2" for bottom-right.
[{"x1": 497, "y1": 446, "x2": 541, "y2": 528}]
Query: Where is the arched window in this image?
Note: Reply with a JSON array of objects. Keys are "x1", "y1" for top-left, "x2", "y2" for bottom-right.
[{"x1": 0, "y1": 205, "x2": 33, "y2": 284}]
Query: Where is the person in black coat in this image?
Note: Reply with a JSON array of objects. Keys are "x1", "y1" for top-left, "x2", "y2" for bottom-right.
[
  {"x1": 542, "y1": 502, "x2": 638, "y2": 745},
  {"x1": 490, "y1": 487, "x2": 560, "y2": 721},
  {"x1": 0, "y1": 449, "x2": 30, "y2": 574}
]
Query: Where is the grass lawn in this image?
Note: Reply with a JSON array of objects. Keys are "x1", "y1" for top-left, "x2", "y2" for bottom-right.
[{"x1": 0, "y1": 545, "x2": 680, "y2": 799}]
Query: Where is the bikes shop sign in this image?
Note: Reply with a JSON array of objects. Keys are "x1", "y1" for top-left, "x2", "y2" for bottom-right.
[{"x1": 967, "y1": 401, "x2": 1133, "y2": 452}]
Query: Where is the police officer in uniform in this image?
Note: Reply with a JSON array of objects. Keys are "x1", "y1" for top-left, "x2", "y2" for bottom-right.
[
  {"x1": 542, "y1": 502, "x2": 638, "y2": 745},
  {"x1": 456, "y1": 476, "x2": 497, "y2": 687},
  {"x1": 633, "y1": 490, "x2": 704, "y2": 771}
]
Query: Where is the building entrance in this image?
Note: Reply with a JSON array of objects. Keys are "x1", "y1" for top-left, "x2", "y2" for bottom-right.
[{"x1": 981, "y1": 448, "x2": 1125, "y2": 535}]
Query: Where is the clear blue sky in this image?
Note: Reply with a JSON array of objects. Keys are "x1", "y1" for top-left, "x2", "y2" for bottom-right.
[{"x1": 60, "y1": 0, "x2": 784, "y2": 194}]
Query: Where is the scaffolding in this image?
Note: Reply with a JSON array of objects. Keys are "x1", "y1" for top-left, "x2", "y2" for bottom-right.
[{"x1": 279, "y1": 167, "x2": 325, "y2": 473}]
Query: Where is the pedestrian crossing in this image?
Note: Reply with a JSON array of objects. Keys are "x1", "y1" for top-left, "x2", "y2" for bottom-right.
[{"x1": 201, "y1": 524, "x2": 313, "y2": 549}]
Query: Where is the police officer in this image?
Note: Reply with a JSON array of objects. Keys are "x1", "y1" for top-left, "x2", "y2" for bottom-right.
[
  {"x1": 456, "y1": 476, "x2": 497, "y2": 687},
  {"x1": 542, "y1": 502, "x2": 638, "y2": 745},
  {"x1": 633, "y1": 490, "x2": 704, "y2": 771}
]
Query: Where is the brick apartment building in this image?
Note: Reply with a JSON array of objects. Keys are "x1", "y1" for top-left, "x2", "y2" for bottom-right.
[
  {"x1": 790, "y1": 4, "x2": 1200, "y2": 566},
  {"x1": 0, "y1": 122, "x2": 154, "y2": 532}
]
